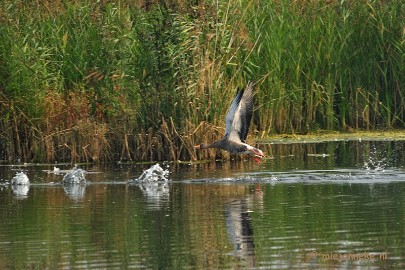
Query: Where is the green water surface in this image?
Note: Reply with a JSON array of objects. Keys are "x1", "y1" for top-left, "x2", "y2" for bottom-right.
[{"x1": 0, "y1": 140, "x2": 404, "y2": 269}]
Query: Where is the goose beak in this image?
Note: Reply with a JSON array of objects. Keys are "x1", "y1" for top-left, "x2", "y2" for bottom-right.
[
  {"x1": 251, "y1": 148, "x2": 265, "y2": 164},
  {"x1": 252, "y1": 155, "x2": 262, "y2": 164},
  {"x1": 253, "y1": 149, "x2": 265, "y2": 158},
  {"x1": 193, "y1": 145, "x2": 201, "y2": 149}
]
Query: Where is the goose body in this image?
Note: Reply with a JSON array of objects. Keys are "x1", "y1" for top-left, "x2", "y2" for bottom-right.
[{"x1": 194, "y1": 82, "x2": 264, "y2": 162}]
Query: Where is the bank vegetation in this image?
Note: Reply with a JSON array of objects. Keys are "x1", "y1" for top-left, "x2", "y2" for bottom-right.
[{"x1": 0, "y1": 0, "x2": 403, "y2": 163}]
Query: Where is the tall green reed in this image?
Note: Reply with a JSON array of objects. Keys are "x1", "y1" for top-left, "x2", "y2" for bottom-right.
[
  {"x1": 247, "y1": 0, "x2": 404, "y2": 133},
  {"x1": 0, "y1": 0, "x2": 403, "y2": 163}
]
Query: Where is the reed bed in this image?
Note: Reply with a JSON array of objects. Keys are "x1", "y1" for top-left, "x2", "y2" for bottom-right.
[
  {"x1": 0, "y1": 0, "x2": 403, "y2": 163},
  {"x1": 248, "y1": 0, "x2": 404, "y2": 133}
]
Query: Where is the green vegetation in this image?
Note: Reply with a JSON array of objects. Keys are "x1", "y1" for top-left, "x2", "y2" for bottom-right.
[{"x1": 0, "y1": 0, "x2": 403, "y2": 163}]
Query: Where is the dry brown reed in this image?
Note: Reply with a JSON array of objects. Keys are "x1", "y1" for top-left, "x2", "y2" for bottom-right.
[{"x1": 0, "y1": 0, "x2": 403, "y2": 163}]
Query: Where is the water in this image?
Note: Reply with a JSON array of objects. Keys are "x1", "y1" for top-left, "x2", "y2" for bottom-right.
[{"x1": 0, "y1": 140, "x2": 404, "y2": 269}]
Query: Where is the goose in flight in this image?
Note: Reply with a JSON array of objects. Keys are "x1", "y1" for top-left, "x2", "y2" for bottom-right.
[{"x1": 194, "y1": 82, "x2": 264, "y2": 163}]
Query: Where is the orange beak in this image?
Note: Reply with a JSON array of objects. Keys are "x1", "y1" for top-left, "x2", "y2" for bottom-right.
[
  {"x1": 253, "y1": 150, "x2": 265, "y2": 158},
  {"x1": 252, "y1": 155, "x2": 262, "y2": 164},
  {"x1": 193, "y1": 145, "x2": 201, "y2": 149}
]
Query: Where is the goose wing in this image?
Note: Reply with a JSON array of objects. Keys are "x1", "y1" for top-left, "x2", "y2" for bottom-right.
[{"x1": 224, "y1": 82, "x2": 254, "y2": 143}]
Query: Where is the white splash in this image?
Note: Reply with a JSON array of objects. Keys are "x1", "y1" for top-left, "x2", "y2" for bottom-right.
[
  {"x1": 128, "y1": 164, "x2": 170, "y2": 209},
  {"x1": 10, "y1": 172, "x2": 30, "y2": 198},
  {"x1": 134, "y1": 164, "x2": 169, "y2": 183},
  {"x1": 62, "y1": 168, "x2": 86, "y2": 184},
  {"x1": 11, "y1": 172, "x2": 30, "y2": 185},
  {"x1": 363, "y1": 147, "x2": 387, "y2": 173}
]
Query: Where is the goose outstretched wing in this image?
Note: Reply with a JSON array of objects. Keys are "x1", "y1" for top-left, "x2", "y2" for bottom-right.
[{"x1": 224, "y1": 82, "x2": 254, "y2": 143}]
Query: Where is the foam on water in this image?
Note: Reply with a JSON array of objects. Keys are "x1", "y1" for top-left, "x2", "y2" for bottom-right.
[{"x1": 255, "y1": 168, "x2": 405, "y2": 184}]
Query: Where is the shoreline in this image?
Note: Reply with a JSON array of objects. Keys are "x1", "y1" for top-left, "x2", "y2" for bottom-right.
[{"x1": 257, "y1": 130, "x2": 405, "y2": 144}]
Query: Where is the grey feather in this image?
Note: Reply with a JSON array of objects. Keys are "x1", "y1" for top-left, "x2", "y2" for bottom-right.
[{"x1": 225, "y1": 82, "x2": 254, "y2": 143}]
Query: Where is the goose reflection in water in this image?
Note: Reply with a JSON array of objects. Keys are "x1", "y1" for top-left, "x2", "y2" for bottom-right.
[{"x1": 225, "y1": 186, "x2": 263, "y2": 267}]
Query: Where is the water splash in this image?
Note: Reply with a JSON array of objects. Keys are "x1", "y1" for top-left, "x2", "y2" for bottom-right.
[
  {"x1": 11, "y1": 172, "x2": 30, "y2": 185},
  {"x1": 10, "y1": 172, "x2": 30, "y2": 198},
  {"x1": 129, "y1": 164, "x2": 170, "y2": 209},
  {"x1": 62, "y1": 168, "x2": 86, "y2": 184},
  {"x1": 270, "y1": 175, "x2": 278, "y2": 181},
  {"x1": 132, "y1": 164, "x2": 169, "y2": 183},
  {"x1": 363, "y1": 146, "x2": 387, "y2": 173}
]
